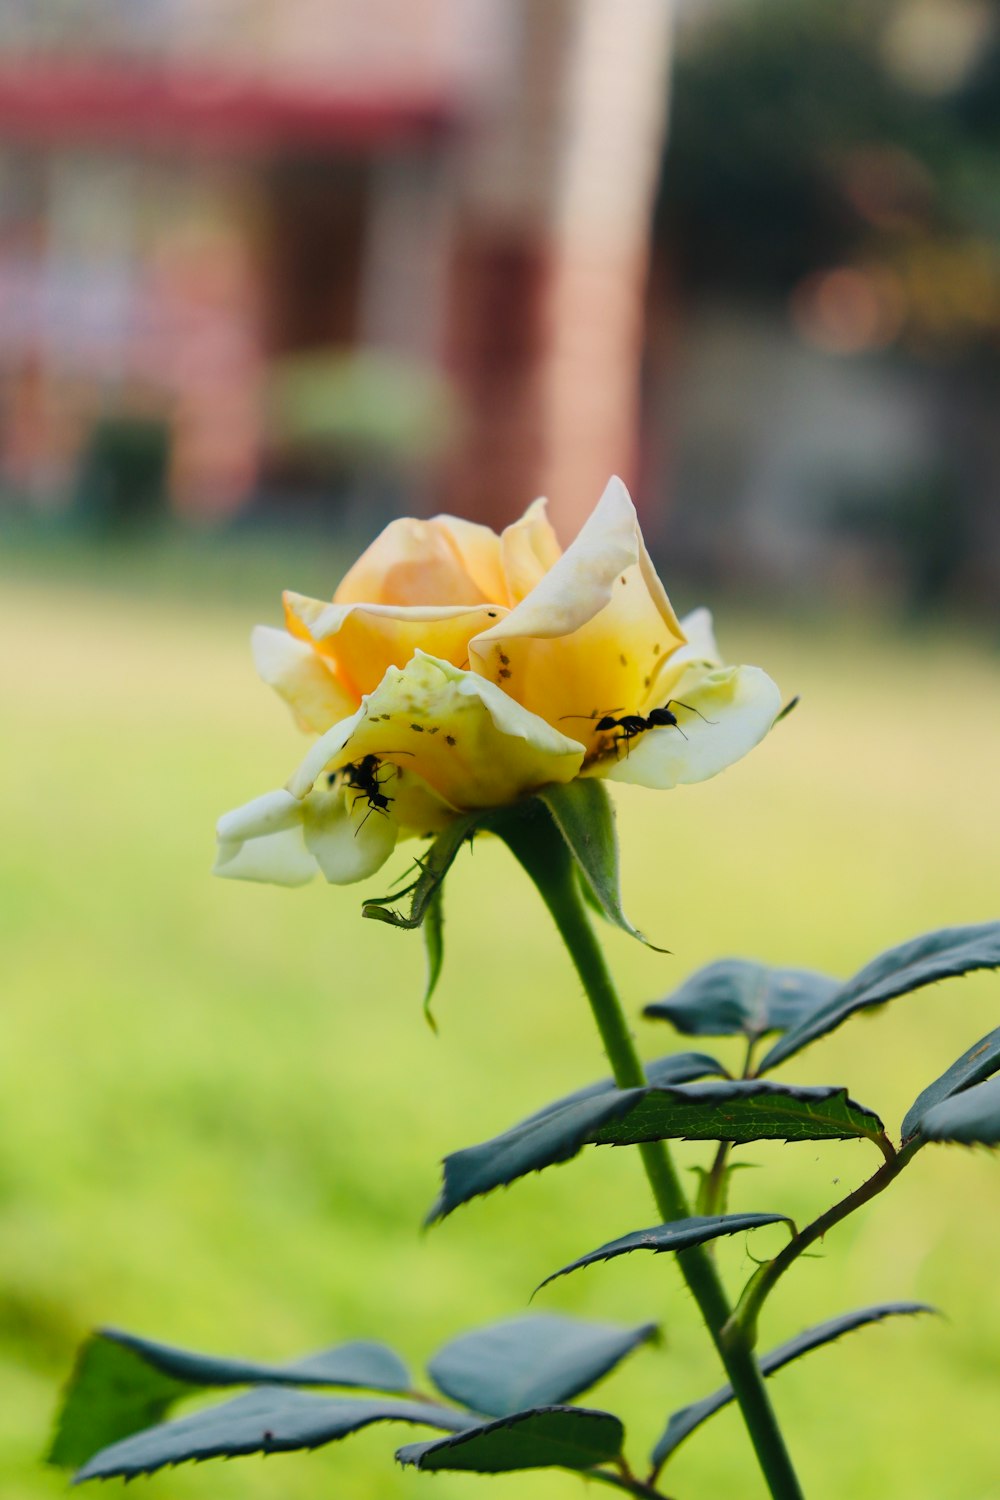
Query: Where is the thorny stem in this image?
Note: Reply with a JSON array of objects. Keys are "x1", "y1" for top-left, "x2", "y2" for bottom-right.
[
  {"x1": 730, "y1": 1138, "x2": 922, "y2": 1337},
  {"x1": 503, "y1": 823, "x2": 805, "y2": 1500},
  {"x1": 587, "y1": 1465, "x2": 674, "y2": 1498},
  {"x1": 587, "y1": 1461, "x2": 676, "y2": 1498}
]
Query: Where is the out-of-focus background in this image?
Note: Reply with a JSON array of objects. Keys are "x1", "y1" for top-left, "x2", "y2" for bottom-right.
[{"x1": 2, "y1": 2, "x2": 999, "y2": 1498}]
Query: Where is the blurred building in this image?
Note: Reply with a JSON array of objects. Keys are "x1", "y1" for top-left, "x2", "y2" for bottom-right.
[
  {"x1": 0, "y1": 0, "x2": 672, "y2": 535},
  {"x1": 642, "y1": 0, "x2": 1000, "y2": 611},
  {"x1": 2, "y1": 0, "x2": 998, "y2": 613}
]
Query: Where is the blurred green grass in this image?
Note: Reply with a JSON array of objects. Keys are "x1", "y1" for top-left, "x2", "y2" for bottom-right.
[{"x1": 2, "y1": 536, "x2": 1000, "y2": 1500}]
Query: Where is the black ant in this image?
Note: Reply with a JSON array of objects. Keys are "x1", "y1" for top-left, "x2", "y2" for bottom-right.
[
  {"x1": 562, "y1": 699, "x2": 714, "y2": 755},
  {"x1": 329, "y1": 751, "x2": 414, "y2": 832}
]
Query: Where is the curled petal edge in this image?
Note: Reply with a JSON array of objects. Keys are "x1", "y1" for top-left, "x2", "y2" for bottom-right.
[{"x1": 597, "y1": 665, "x2": 782, "y2": 790}]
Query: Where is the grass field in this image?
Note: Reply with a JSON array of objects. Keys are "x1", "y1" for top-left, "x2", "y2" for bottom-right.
[{"x1": 3, "y1": 536, "x2": 1000, "y2": 1500}]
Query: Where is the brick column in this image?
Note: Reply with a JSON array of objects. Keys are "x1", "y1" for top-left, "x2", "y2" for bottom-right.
[{"x1": 444, "y1": 0, "x2": 673, "y2": 538}]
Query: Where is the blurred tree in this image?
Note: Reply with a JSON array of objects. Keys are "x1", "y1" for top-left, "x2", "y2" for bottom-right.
[{"x1": 649, "y1": 0, "x2": 1000, "y2": 612}]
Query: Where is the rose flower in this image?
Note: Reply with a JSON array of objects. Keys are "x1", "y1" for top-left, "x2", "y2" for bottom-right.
[{"x1": 215, "y1": 478, "x2": 780, "y2": 886}]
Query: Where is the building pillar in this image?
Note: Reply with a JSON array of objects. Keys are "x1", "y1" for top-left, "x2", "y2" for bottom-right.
[{"x1": 444, "y1": 0, "x2": 674, "y2": 538}]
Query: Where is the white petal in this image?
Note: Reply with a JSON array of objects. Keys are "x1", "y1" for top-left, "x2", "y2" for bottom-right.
[
  {"x1": 214, "y1": 827, "x2": 316, "y2": 886},
  {"x1": 302, "y1": 786, "x2": 398, "y2": 884},
  {"x1": 674, "y1": 608, "x2": 722, "y2": 668},
  {"x1": 287, "y1": 702, "x2": 369, "y2": 799},
  {"x1": 599, "y1": 665, "x2": 782, "y2": 790},
  {"x1": 216, "y1": 788, "x2": 303, "y2": 842},
  {"x1": 251, "y1": 626, "x2": 357, "y2": 733}
]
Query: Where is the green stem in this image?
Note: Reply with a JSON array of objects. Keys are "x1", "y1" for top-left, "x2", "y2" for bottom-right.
[
  {"x1": 731, "y1": 1139, "x2": 921, "y2": 1335},
  {"x1": 519, "y1": 854, "x2": 804, "y2": 1500}
]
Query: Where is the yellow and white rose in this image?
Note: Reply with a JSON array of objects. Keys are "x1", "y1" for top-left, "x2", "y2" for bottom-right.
[{"x1": 215, "y1": 478, "x2": 781, "y2": 887}]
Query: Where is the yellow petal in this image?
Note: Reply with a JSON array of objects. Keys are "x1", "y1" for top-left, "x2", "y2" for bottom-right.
[
  {"x1": 333, "y1": 517, "x2": 491, "y2": 606},
  {"x1": 500, "y1": 496, "x2": 563, "y2": 604},
  {"x1": 288, "y1": 653, "x2": 585, "y2": 814},
  {"x1": 251, "y1": 625, "x2": 359, "y2": 733},
  {"x1": 284, "y1": 592, "x2": 508, "y2": 700},
  {"x1": 435, "y1": 515, "x2": 508, "y2": 603},
  {"x1": 596, "y1": 664, "x2": 782, "y2": 790},
  {"x1": 470, "y1": 477, "x2": 685, "y2": 743}
]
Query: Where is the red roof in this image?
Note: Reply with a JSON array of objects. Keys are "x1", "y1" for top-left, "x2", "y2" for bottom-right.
[{"x1": 0, "y1": 59, "x2": 458, "y2": 152}]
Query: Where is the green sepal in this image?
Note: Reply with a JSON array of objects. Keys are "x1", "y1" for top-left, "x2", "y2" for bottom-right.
[
  {"x1": 421, "y1": 885, "x2": 445, "y2": 1029},
  {"x1": 760, "y1": 921, "x2": 1000, "y2": 1072},
  {"x1": 49, "y1": 1329, "x2": 411, "y2": 1470},
  {"x1": 397, "y1": 1405, "x2": 624, "y2": 1474},
  {"x1": 361, "y1": 781, "x2": 658, "y2": 950},
  {"x1": 534, "y1": 780, "x2": 666, "y2": 948},
  {"x1": 534, "y1": 1214, "x2": 791, "y2": 1295},
  {"x1": 427, "y1": 1315, "x2": 657, "y2": 1418},
  {"x1": 73, "y1": 1389, "x2": 474, "y2": 1482},
  {"x1": 362, "y1": 813, "x2": 480, "y2": 929},
  {"x1": 650, "y1": 1302, "x2": 935, "y2": 1471}
]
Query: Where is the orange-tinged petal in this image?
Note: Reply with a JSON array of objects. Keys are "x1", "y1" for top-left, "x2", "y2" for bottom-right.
[
  {"x1": 470, "y1": 477, "x2": 685, "y2": 745},
  {"x1": 284, "y1": 592, "x2": 508, "y2": 701},
  {"x1": 500, "y1": 496, "x2": 563, "y2": 604},
  {"x1": 333, "y1": 517, "x2": 491, "y2": 607},
  {"x1": 288, "y1": 653, "x2": 585, "y2": 815},
  {"x1": 435, "y1": 515, "x2": 508, "y2": 603}
]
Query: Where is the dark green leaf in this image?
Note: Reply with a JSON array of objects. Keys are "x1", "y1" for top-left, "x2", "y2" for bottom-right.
[
  {"x1": 535, "y1": 780, "x2": 664, "y2": 948},
  {"x1": 643, "y1": 960, "x2": 838, "y2": 1041},
  {"x1": 428, "y1": 1316, "x2": 657, "y2": 1418},
  {"x1": 760, "y1": 922, "x2": 1000, "y2": 1072},
  {"x1": 535, "y1": 1214, "x2": 791, "y2": 1293},
  {"x1": 917, "y1": 1074, "x2": 1000, "y2": 1144},
  {"x1": 429, "y1": 1091, "x2": 638, "y2": 1223},
  {"x1": 74, "y1": 1388, "x2": 474, "y2": 1482},
  {"x1": 902, "y1": 1026, "x2": 1000, "y2": 1141},
  {"x1": 651, "y1": 1302, "x2": 934, "y2": 1470},
  {"x1": 430, "y1": 1081, "x2": 884, "y2": 1221},
  {"x1": 50, "y1": 1337, "x2": 187, "y2": 1470},
  {"x1": 589, "y1": 1081, "x2": 885, "y2": 1147},
  {"x1": 518, "y1": 1050, "x2": 728, "y2": 1129},
  {"x1": 397, "y1": 1406, "x2": 624, "y2": 1473},
  {"x1": 50, "y1": 1330, "x2": 410, "y2": 1470},
  {"x1": 421, "y1": 886, "x2": 444, "y2": 1028},
  {"x1": 362, "y1": 813, "x2": 480, "y2": 929}
]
